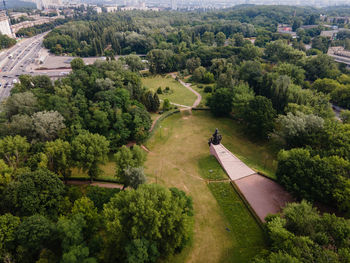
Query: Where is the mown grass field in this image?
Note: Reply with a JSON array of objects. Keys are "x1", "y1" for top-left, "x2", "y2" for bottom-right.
[
  {"x1": 142, "y1": 75, "x2": 197, "y2": 106},
  {"x1": 145, "y1": 110, "x2": 270, "y2": 263}
]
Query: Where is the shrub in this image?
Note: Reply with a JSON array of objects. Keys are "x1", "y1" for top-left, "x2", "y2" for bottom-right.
[
  {"x1": 204, "y1": 86, "x2": 212, "y2": 93},
  {"x1": 157, "y1": 87, "x2": 162, "y2": 94}
]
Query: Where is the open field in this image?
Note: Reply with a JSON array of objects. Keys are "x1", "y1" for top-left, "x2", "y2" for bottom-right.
[
  {"x1": 145, "y1": 111, "x2": 269, "y2": 263},
  {"x1": 142, "y1": 75, "x2": 197, "y2": 107}
]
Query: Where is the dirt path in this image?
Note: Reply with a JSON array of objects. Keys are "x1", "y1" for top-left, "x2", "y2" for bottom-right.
[
  {"x1": 66, "y1": 180, "x2": 123, "y2": 189},
  {"x1": 170, "y1": 73, "x2": 202, "y2": 108},
  {"x1": 149, "y1": 114, "x2": 162, "y2": 132}
]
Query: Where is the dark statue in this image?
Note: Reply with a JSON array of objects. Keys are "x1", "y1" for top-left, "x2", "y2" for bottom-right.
[{"x1": 208, "y1": 128, "x2": 222, "y2": 146}]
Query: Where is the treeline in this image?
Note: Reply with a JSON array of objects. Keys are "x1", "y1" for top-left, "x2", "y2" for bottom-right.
[
  {"x1": 254, "y1": 201, "x2": 350, "y2": 263},
  {"x1": 0, "y1": 57, "x2": 193, "y2": 262},
  {"x1": 0, "y1": 58, "x2": 155, "y2": 150},
  {"x1": 16, "y1": 18, "x2": 69, "y2": 37},
  {"x1": 0, "y1": 168, "x2": 193, "y2": 262},
  {"x1": 41, "y1": 5, "x2": 350, "y2": 58},
  {"x1": 0, "y1": 34, "x2": 16, "y2": 50}
]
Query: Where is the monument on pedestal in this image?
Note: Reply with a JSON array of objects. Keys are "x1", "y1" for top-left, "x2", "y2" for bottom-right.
[{"x1": 208, "y1": 128, "x2": 222, "y2": 146}]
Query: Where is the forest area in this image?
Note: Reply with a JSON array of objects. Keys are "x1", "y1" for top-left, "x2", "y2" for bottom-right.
[{"x1": 1, "y1": 4, "x2": 350, "y2": 263}]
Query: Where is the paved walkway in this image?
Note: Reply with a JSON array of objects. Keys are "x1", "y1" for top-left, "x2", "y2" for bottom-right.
[
  {"x1": 210, "y1": 144, "x2": 294, "y2": 222},
  {"x1": 210, "y1": 144, "x2": 255, "y2": 181},
  {"x1": 235, "y1": 174, "x2": 294, "y2": 222}
]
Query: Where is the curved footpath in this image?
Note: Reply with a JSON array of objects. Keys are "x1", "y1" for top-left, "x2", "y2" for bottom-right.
[
  {"x1": 149, "y1": 73, "x2": 202, "y2": 133},
  {"x1": 170, "y1": 73, "x2": 202, "y2": 108}
]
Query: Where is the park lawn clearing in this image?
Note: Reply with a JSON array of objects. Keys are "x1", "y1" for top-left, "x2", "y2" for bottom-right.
[
  {"x1": 145, "y1": 110, "x2": 268, "y2": 263},
  {"x1": 198, "y1": 155, "x2": 227, "y2": 180},
  {"x1": 71, "y1": 159, "x2": 118, "y2": 181},
  {"x1": 142, "y1": 75, "x2": 197, "y2": 107}
]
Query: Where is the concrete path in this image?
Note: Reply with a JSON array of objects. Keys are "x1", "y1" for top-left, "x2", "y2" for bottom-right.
[
  {"x1": 210, "y1": 144, "x2": 255, "y2": 181},
  {"x1": 210, "y1": 143, "x2": 294, "y2": 222}
]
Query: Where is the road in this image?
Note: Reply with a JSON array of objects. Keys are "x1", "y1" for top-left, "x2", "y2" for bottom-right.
[{"x1": 0, "y1": 33, "x2": 68, "y2": 102}]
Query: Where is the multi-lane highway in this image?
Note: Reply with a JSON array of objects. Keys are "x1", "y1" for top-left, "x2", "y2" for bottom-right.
[{"x1": 0, "y1": 33, "x2": 49, "y2": 101}]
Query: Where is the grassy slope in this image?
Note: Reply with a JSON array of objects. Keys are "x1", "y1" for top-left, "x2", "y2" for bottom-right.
[
  {"x1": 145, "y1": 111, "x2": 269, "y2": 263},
  {"x1": 142, "y1": 75, "x2": 197, "y2": 106}
]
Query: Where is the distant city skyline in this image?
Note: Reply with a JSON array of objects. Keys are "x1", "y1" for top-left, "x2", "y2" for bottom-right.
[{"x1": 8, "y1": 0, "x2": 350, "y2": 10}]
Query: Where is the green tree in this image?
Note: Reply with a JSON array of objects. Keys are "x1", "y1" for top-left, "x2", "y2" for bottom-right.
[
  {"x1": 71, "y1": 58, "x2": 85, "y2": 71},
  {"x1": 201, "y1": 31, "x2": 215, "y2": 45},
  {"x1": 243, "y1": 96, "x2": 276, "y2": 138},
  {"x1": 273, "y1": 111, "x2": 324, "y2": 148},
  {"x1": 114, "y1": 145, "x2": 146, "y2": 184},
  {"x1": 123, "y1": 167, "x2": 146, "y2": 189},
  {"x1": 239, "y1": 61, "x2": 263, "y2": 93},
  {"x1": 32, "y1": 111, "x2": 66, "y2": 141},
  {"x1": 292, "y1": 19, "x2": 302, "y2": 32},
  {"x1": 312, "y1": 78, "x2": 342, "y2": 94},
  {"x1": 232, "y1": 83, "x2": 255, "y2": 118},
  {"x1": 72, "y1": 132, "x2": 110, "y2": 182},
  {"x1": 207, "y1": 88, "x2": 233, "y2": 116},
  {"x1": 185, "y1": 57, "x2": 201, "y2": 74},
  {"x1": 0, "y1": 213, "x2": 20, "y2": 259},
  {"x1": 43, "y1": 139, "x2": 72, "y2": 182},
  {"x1": 1, "y1": 91, "x2": 37, "y2": 120},
  {"x1": 340, "y1": 110, "x2": 350, "y2": 124},
  {"x1": 215, "y1": 32, "x2": 226, "y2": 47},
  {"x1": 163, "y1": 99, "x2": 171, "y2": 111},
  {"x1": 71, "y1": 197, "x2": 99, "y2": 234},
  {"x1": 57, "y1": 214, "x2": 96, "y2": 263},
  {"x1": 147, "y1": 49, "x2": 174, "y2": 74},
  {"x1": 265, "y1": 40, "x2": 305, "y2": 64},
  {"x1": 4, "y1": 114, "x2": 34, "y2": 138},
  {"x1": 274, "y1": 63, "x2": 305, "y2": 86},
  {"x1": 125, "y1": 239, "x2": 159, "y2": 263},
  {"x1": 270, "y1": 75, "x2": 292, "y2": 112},
  {"x1": 276, "y1": 148, "x2": 350, "y2": 211},
  {"x1": 239, "y1": 44, "x2": 262, "y2": 61},
  {"x1": 304, "y1": 54, "x2": 340, "y2": 81},
  {"x1": 153, "y1": 93, "x2": 160, "y2": 112},
  {"x1": 0, "y1": 135, "x2": 30, "y2": 170},
  {"x1": 103, "y1": 184, "x2": 193, "y2": 261},
  {"x1": 16, "y1": 214, "x2": 55, "y2": 262},
  {"x1": 124, "y1": 55, "x2": 144, "y2": 72},
  {"x1": 255, "y1": 201, "x2": 350, "y2": 263},
  {"x1": 3, "y1": 169, "x2": 65, "y2": 217},
  {"x1": 114, "y1": 145, "x2": 134, "y2": 178}
]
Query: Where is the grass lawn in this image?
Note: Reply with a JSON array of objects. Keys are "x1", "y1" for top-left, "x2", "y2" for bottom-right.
[
  {"x1": 71, "y1": 158, "x2": 117, "y2": 181},
  {"x1": 208, "y1": 182, "x2": 266, "y2": 261},
  {"x1": 142, "y1": 75, "x2": 197, "y2": 106},
  {"x1": 145, "y1": 110, "x2": 269, "y2": 263}
]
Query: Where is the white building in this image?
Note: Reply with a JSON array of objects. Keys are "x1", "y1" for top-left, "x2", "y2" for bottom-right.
[
  {"x1": 171, "y1": 0, "x2": 177, "y2": 10},
  {"x1": 36, "y1": 0, "x2": 63, "y2": 9},
  {"x1": 0, "y1": 11, "x2": 13, "y2": 38},
  {"x1": 93, "y1": 6, "x2": 102, "y2": 13},
  {"x1": 105, "y1": 5, "x2": 118, "y2": 12}
]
